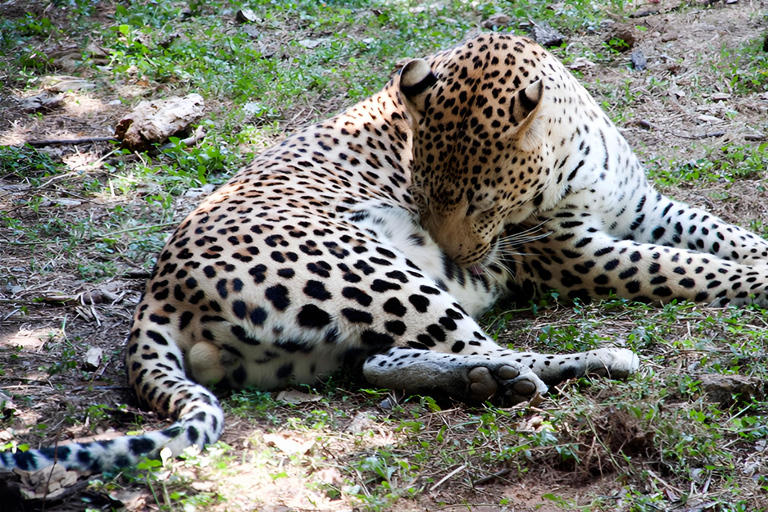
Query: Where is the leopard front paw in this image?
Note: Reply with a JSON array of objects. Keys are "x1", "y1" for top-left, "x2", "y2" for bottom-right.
[{"x1": 468, "y1": 364, "x2": 547, "y2": 405}]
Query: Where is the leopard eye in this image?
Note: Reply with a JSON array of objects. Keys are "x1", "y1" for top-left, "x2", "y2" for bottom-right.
[{"x1": 468, "y1": 195, "x2": 496, "y2": 217}]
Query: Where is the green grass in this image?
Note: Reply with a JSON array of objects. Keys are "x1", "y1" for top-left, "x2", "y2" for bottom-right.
[{"x1": 646, "y1": 142, "x2": 768, "y2": 188}]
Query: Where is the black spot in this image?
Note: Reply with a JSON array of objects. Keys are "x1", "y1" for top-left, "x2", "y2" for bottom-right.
[
  {"x1": 360, "y1": 329, "x2": 395, "y2": 348},
  {"x1": 385, "y1": 320, "x2": 406, "y2": 335},
  {"x1": 276, "y1": 339, "x2": 311, "y2": 353},
  {"x1": 415, "y1": 335, "x2": 436, "y2": 347},
  {"x1": 531, "y1": 260, "x2": 552, "y2": 281},
  {"x1": 265, "y1": 285, "x2": 290, "y2": 310},
  {"x1": 618, "y1": 268, "x2": 638, "y2": 280},
  {"x1": 250, "y1": 307, "x2": 268, "y2": 325},
  {"x1": 427, "y1": 324, "x2": 446, "y2": 342},
  {"x1": 307, "y1": 262, "x2": 332, "y2": 278},
  {"x1": 146, "y1": 330, "x2": 170, "y2": 346},
  {"x1": 249, "y1": 264, "x2": 268, "y2": 283},
  {"x1": 231, "y1": 325, "x2": 261, "y2": 345},
  {"x1": 77, "y1": 450, "x2": 93, "y2": 465},
  {"x1": 383, "y1": 297, "x2": 407, "y2": 316},
  {"x1": 694, "y1": 291, "x2": 709, "y2": 302},
  {"x1": 128, "y1": 437, "x2": 156, "y2": 456},
  {"x1": 297, "y1": 304, "x2": 333, "y2": 328},
  {"x1": 186, "y1": 426, "x2": 200, "y2": 444},
  {"x1": 149, "y1": 314, "x2": 170, "y2": 325},
  {"x1": 277, "y1": 363, "x2": 294, "y2": 379},
  {"x1": 232, "y1": 300, "x2": 247, "y2": 319},
  {"x1": 408, "y1": 294, "x2": 430, "y2": 313},
  {"x1": 216, "y1": 279, "x2": 228, "y2": 299},
  {"x1": 385, "y1": 270, "x2": 408, "y2": 282},
  {"x1": 371, "y1": 279, "x2": 401, "y2": 293},
  {"x1": 342, "y1": 287, "x2": 373, "y2": 306},
  {"x1": 277, "y1": 268, "x2": 295, "y2": 278},
  {"x1": 233, "y1": 365, "x2": 247, "y2": 385},
  {"x1": 342, "y1": 308, "x2": 374, "y2": 324},
  {"x1": 439, "y1": 316, "x2": 457, "y2": 331},
  {"x1": 304, "y1": 280, "x2": 332, "y2": 300},
  {"x1": 451, "y1": 341, "x2": 465, "y2": 353}
]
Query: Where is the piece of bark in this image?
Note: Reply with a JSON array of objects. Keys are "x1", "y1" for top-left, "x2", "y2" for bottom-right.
[
  {"x1": 20, "y1": 92, "x2": 65, "y2": 112},
  {"x1": 115, "y1": 94, "x2": 205, "y2": 152},
  {"x1": 529, "y1": 20, "x2": 565, "y2": 47}
]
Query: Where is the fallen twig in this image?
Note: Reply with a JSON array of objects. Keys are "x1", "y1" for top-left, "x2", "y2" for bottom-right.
[
  {"x1": 430, "y1": 463, "x2": 467, "y2": 492},
  {"x1": 471, "y1": 468, "x2": 511, "y2": 486},
  {"x1": 632, "y1": 119, "x2": 725, "y2": 140},
  {"x1": 24, "y1": 137, "x2": 118, "y2": 147}
]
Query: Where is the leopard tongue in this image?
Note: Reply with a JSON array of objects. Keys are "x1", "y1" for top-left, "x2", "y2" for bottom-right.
[{"x1": 469, "y1": 265, "x2": 484, "y2": 276}]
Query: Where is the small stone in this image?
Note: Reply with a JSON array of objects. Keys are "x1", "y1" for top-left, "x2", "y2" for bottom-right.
[
  {"x1": 630, "y1": 50, "x2": 647, "y2": 71},
  {"x1": 298, "y1": 38, "x2": 328, "y2": 49},
  {"x1": 82, "y1": 347, "x2": 103, "y2": 371},
  {"x1": 242, "y1": 25, "x2": 260, "y2": 39},
  {"x1": 699, "y1": 374, "x2": 765, "y2": 407},
  {"x1": 235, "y1": 8, "x2": 257, "y2": 23},
  {"x1": 481, "y1": 13, "x2": 512, "y2": 29},
  {"x1": 346, "y1": 411, "x2": 375, "y2": 434},
  {"x1": 698, "y1": 114, "x2": 723, "y2": 123},
  {"x1": 711, "y1": 92, "x2": 731, "y2": 101}
]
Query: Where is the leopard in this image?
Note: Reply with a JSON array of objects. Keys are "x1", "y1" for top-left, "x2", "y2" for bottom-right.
[{"x1": 3, "y1": 33, "x2": 768, "y2": 474}]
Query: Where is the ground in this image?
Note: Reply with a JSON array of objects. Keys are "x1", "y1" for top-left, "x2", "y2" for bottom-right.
[{"x1": 1, "y1": 0, "x2": 768, "y2": 511}]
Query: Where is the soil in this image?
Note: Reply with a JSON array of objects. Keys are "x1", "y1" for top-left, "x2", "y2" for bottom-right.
[{"x1": 1, "y1": 0, "x2": 767, "y2": 510}]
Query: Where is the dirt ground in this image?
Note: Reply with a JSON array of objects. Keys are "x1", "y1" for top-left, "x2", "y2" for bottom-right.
[{"x1": 1, "y1": 0, "x2": 768, "y2": 511}]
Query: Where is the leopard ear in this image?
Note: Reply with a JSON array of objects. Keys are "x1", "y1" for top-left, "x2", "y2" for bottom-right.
[
  {"x1": 510, "y1": 79, "x2": 544, "y2": 152},
  {"x1": 399, "y1": 59, "x2": 437, "y2": 111}
]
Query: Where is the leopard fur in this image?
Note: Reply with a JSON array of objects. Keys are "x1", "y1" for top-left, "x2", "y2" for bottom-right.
[{"x1": 4, "y1": 33, "x2": 767, "y2": 474}]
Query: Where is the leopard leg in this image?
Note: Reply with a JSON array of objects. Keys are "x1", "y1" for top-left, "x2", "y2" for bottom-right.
[
  {"x1": 363, "y1": 345, "x2": 638, "y2": 405},
  {"x1": 506, "y1": 218, "x2": 768, "y2": 307},
  {"x1": 621, "y1": 193, "x2": 768, "y2": 265}
]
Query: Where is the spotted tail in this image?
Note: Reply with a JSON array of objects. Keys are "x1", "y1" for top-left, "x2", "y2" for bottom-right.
[{"x1": 0, "y1": 327, "x2": 224, "y2": 472}]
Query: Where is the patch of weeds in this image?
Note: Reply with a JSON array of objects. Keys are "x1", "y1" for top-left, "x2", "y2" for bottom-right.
[
  {"x1": 0, "y1": 145, "x2": 61, "y2": 180},
  {"x1": 708, "y1": 142, "x2": 768, "y2": 180},
  {"x1": 225, "y1": 389, "x2": 284, "y2": 425},
  {"x1": 647, "y1": 142, "x2": 766, "y2": 189},
  {"x1": 160, "y1": 132, "x2": 240, "y2": 184},
  {"x1": 348, "y1": 449, "x2": 421, "y2": 510},
  {"x1": 43, "y1": 336, "x2": 79, "y2": 376},
  {"x1": 648, "y1": 156, "x2": 730, "y2": 188},
  {"x1": 113, "y1": 445, "x2": 229, "y2": 510},
  {"x1": 717, "y1": 38, "x2": 768, "y2": 93}
]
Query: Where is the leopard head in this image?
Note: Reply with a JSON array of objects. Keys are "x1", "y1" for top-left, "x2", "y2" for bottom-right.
[{"x1": 400, "y1": 35, "x2": 552, "y2": 268}]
